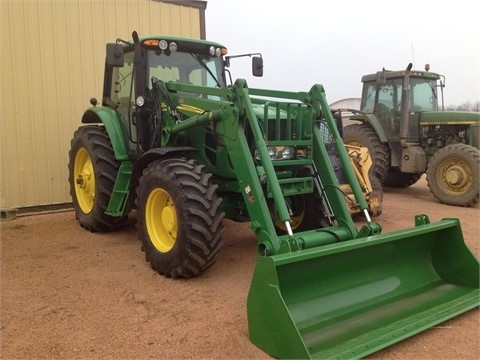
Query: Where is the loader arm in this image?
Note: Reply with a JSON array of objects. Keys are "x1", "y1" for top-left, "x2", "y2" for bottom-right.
[
  {"x1": 197, "y1": 79, "x2": 366, "y2": 255},
  {"x1": 307, "y1": 85, "x2": 372, "y2": 220}
]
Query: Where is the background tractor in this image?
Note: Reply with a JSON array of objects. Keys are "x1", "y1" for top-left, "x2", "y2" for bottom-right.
[
  {"x1": 68, "y1": 33, "x2": 479, "y2": 359},
  {"x1": 342, "y1": 63, "x2": 480, "y2": 207}
]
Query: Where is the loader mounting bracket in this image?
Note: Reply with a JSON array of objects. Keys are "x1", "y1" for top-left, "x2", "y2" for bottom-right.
[{"x1": 357, "y1": 222, "x2": 382, "y2": 238}]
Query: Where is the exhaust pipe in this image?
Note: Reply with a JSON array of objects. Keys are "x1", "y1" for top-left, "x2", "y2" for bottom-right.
[{"x1": 400, "y1": 63, "x2": 413, "y2": 148}]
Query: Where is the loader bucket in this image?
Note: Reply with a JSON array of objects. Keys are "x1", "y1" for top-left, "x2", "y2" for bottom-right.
[{"x1": 247, "y1": 217, "x2": 479, "y2": 359}]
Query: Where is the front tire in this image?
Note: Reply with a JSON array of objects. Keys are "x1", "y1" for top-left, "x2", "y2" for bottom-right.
[
  {"x1": 136, "y1": 158, "x2": 225, "y2": 278},
  {"x1": 271, "y1": 167, "x2": 326, "y2": 234},
  {"x1": 426, "y1": 143, "x2": 479, "y2": 207},
  {"x1": 68, "y1": 126, "x2": 126, "y2": 232}
]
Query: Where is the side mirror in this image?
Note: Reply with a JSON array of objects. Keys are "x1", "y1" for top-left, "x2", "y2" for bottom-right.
[
  {"x1": 106, "y1": 43, "x2": 124, "y2": 67},
  {"x1": 252, "y1": 56, "x2": 263, "y2": 77}
]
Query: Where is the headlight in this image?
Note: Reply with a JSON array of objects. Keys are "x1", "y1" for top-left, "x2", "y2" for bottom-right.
[
  {"x1": 158, "y1": 40, "x2": 177, "y2": 52},
  {"x1": 254, "y1": 146, "x2": 294, "y2": 160},
  {"x1": 280, "y1": 147, "x2": 292, "y2": 160},
  {"x1": 268, "y1": 147, "x2": 276, "y2": 159},
  {"x1": 136, "y1": 96, "x2": 145, "y2": 107},
  {"x1": 159, "y1": 40, "x2": 168, "y2": 50},
  {"x1": 209, "y1": 46, "x2": 222, "y2": 57},
  {"x1": 168, "y1": 42, "x2": 177, "y2": 52}
]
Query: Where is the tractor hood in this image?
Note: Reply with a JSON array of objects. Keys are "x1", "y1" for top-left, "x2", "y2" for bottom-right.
[
  {"x1": 419, "y1": 111, "x2": 480, "y2": 125},
  {"x1": 174, "y1": 102, "x2": 289, "y2": 120},
  {"x1": 252, "y1": 103, "x2": 289, "y2": 120}
]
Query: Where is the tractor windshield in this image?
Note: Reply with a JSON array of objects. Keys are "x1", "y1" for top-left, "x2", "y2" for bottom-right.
[
  {"x1": 361, "y1": 76, "x2": 439, "y2": 113},
  {"x1": 410, "y1": 77, "x2": 439, "y2": 111},
  {"x1": 146, "y1": 49, "x2": 226, "y2": 89}
]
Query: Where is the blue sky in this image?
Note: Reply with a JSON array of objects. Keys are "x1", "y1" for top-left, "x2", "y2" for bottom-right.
[{"x1": 205, "y1": 0, "x2": 480, "y2": 107}]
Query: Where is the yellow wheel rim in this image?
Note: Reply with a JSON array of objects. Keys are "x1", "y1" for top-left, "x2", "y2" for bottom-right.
[
  {"x1": 146, "y1": 188, "x2": 178, "y2": 252},
  {"x1": 437, "y1": 158, "x2": 473, "y2": 194},
  {"x1": 74, "y1": 148, "x2": 95, "y2": 214},
  {"x1": 274, "y1": 196, "x2": 305, "y2": 232}
]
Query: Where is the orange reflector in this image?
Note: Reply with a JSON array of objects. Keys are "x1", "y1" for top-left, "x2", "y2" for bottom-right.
[
  {"x1": 221, "y1": 47, "x2": 228, "y2": 55},
  {"x1": 143, "y1": 39, "x2": 159, "y2": 47}
]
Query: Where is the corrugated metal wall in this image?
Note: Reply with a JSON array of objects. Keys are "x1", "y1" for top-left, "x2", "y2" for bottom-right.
[{"x1": 0, "y1": 0, "x2": 205, "y2": 209}]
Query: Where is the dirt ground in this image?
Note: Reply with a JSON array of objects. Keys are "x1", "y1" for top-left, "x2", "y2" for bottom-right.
[{"x1": 1, "y1": 175, "x2": 479, "y2": 359}]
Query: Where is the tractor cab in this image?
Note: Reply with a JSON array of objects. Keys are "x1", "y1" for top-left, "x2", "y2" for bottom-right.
[
  {"x1": 360, "y1": 64, "x2": 443, "y2": 142},
  {"x1": 101, "y1": 35, "x2": 263, "y2": 156}
]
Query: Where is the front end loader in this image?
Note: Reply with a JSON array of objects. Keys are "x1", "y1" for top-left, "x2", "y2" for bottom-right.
[{"x1": 68, "y1": 32, "x2": 479, "y2": 359}]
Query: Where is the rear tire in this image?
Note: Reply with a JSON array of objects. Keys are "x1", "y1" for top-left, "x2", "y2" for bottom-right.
[
  {"x1": 136, "y1": 158, "x2": 225, "y2": 278},
  {"x1": 426, "y1": 143, "x2": 479, "y2": 207},
  {"x1": 343, "y1": 123, "x2": 390, "y2": 182},
  {"x1": 68, "y1": 126, "x2": 126, "y2": 232}
]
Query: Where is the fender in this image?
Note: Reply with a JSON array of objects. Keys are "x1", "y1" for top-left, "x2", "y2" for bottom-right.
[
  {"x1": 82, "y1": 106, "x2": 130, "y2": 160},
  {"x1": 129, "y1": 147, "x2": 197, "y2": 192},
  {"x1": 350, "y1": 113, "x2": 389, "y2": 142}
]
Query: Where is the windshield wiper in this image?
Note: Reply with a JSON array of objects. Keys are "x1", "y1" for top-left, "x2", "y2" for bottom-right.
[
  {"x1": 422, "y1": 79, "x2": 438, "y2": 100},
  {"x1": 190, "y1": 53, "x2": 221, "y2": 87}
]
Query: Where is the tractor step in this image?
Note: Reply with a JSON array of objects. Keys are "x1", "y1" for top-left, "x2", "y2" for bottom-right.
[{"x1": 106, "y1": 161, "x2": 133, "y2": 217}]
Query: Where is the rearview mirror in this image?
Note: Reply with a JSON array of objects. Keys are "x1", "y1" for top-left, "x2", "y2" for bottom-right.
[{"x1": 252, "y1": 56, "x2": 263, "y2": 77}]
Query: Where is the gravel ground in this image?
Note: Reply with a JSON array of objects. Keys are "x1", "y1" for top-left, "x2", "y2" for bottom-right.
[{"x1": 1, "y1": 175, "x2": 479, "y2": 359}]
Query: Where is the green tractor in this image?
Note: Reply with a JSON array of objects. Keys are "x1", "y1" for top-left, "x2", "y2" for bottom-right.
[
  {"x1": 68, "y1": 32, "x2": 479, "y2": 359},
  {"x1": 342, "y1": 63, "x2": 480, "y2": 207}
]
